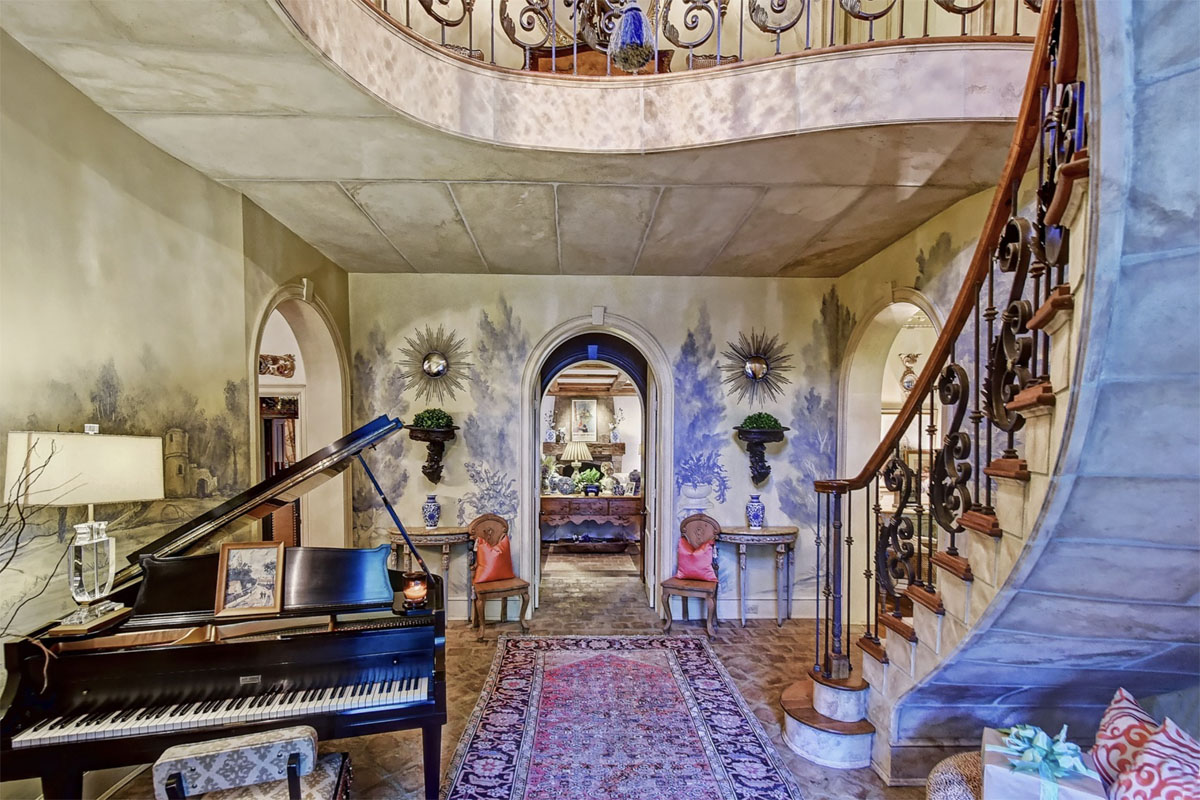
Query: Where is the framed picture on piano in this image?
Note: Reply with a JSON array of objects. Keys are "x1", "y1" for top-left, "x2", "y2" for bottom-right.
[{"x1": 214, "y1": 540, "x2": 286, "y2": 618}]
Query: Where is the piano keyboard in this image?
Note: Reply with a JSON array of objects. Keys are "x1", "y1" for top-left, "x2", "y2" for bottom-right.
[{"x1": 11, "y1": 675, "x2": 429, "y2": 749}]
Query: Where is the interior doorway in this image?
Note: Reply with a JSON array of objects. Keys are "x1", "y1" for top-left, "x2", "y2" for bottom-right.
[
  {"x1": 538, "y1": 359, "x2": 647, "y2": 587},
  {"x1": 253, "y1": 295, "x2": 349, "y2": 548},
  {"x1": 521, "y1": 321, "x2": 674, "y2": 613}
]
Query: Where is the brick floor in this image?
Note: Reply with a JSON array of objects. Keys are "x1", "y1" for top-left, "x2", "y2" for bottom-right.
[{"x1": 115, "y1": 551, "x2": 922, "y2": 799}]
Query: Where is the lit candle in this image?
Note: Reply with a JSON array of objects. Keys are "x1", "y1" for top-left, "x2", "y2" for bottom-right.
[{"x1": 402, "y1": 572, "x2": 429, "y2": 609}]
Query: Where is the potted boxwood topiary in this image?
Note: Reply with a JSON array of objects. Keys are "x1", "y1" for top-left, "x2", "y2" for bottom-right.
[
  {"x1": 407, "y1": 408, "x2": 459, "y2": 484},
  {"x1": 734, "y1": 412, "x2": 789, "y2": 485}
]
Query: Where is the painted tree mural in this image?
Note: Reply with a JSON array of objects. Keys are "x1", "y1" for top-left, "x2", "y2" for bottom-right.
[
  {"x1": 351, "y1": 323, "x2": 410, "y2": 545},
  {"x1": 673, "y1": 306, "x2": 729, "y2": 520},
  {"x1": 778, "y1": 288, "x2": 855, "y2": 531},
  {"x1": 458, "y1": 298, "x2": 528, "y2": 524}
]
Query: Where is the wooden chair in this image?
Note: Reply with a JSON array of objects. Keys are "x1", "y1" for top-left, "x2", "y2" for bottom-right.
[
  {"x1": 660, "y1": 513, "x2": 720, "y2": 638},
  {"x1": 468, "y1": 514, "x2": 530, "y2": 635}
]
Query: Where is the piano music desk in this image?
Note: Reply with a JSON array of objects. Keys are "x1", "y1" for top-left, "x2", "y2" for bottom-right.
[{"x1": 390, "y1": 526, "x2": 471, "y2": 619}]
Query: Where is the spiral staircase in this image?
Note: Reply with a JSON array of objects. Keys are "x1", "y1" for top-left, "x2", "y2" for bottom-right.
[{"x1": 779, "y1": 0, "x2": 1200, "y2": 785}]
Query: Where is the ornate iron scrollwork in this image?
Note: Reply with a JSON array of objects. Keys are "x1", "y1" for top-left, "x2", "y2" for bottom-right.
[
  {"x1": 875, "y1": 448, "x2": 916, "y2": 606},
  {"x1": 842, "y1": 0, "x2": 899, "y2": 23},
  {"x1": 418, "y1": 0, "x2": 476, "y2": 28},
  {"x1": 930, "y1": 363, "x2": 973, "y2": 535},
  {"x1": 985, "y1": 217, "x2": 1037, "y2": 433},
  {"x1": 500, "y1": 0, "x2": 553, "y2": 65},
  {"x1": 748, "y1": 0, "x2": 803, "y2": 38},
  {"x1": 662, "y1": 0, "x2": 727, "y2": 52},
  {"x1": 932, "y1": 0, "x2": 986, "y2": 14}
]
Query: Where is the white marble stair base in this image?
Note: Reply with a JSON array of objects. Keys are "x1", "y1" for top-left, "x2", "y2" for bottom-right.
[
  {"x1": 813, "y1": 678, "x2": 870, "y2": 722},
  {"x1": 781, "y1": 678, "x2": 875, "y2": 769}
]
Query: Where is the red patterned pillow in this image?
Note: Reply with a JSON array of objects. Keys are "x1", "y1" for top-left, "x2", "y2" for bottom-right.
[
  {"x1": 1092, "y1": 688, "x2": 1159, "y2": 786},
  {"x1": 1112, "y1": 720, "x2": 1200, "y2": 800},
  {"x1": 675, "y1": 538, "x2": 716, "y2": 581}
]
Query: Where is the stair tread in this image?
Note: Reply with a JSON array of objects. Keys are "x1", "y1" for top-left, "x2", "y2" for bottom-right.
[
  {"x1": 984, "y1": 457, "x2": 1031, "y2": 482},
  {"x1": 810, "y1": 667, "x2": 868, "y2": 692},
  {"x1": 904, "y1": 583, "x2": 945, "y2": 615},
  {"x1": 931, "y1": 550, "x2": 974, "y2": 580},
  {"x1": 856, "y1": 636, "x2": 889, "y2": 665},
  {"x1": 1006, "y1": 381, "x2": 1056, "y2": 412},
  {"x1": 780, "y1": 680, "x2": 876, "y2": 735},
  {"x1": 879, "y1": 613, "x2": 918, "y2": 642},
  {"x1": 960, "y1": 511, "x2": 1001, "y2": 539},
  {"x1": 1027, "y1": 284, "x2": 1074, "y2": 330}
]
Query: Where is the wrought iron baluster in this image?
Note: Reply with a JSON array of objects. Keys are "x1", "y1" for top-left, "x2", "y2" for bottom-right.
[
  {"x1": 871, "y1": 475, "x2": 881, "y2": 639},
  {"x1": 877, "y1": 447, "x2": 916, "y2": 618},
  {"x1": 749, "y1": 0, "x2": 803, "y2": 53},
  {"x1": 822, "y1": 492, "x2": 832, "y2": 676},
  {"x1": 500, "y1": 0, "x2": 554, "y2": 69},
  {"x1": 845, "y1": 489, "x2": 853, "y2": 660},
  {"x1": 828, "y1": 489, "x2": 849, "y2": 678},
  {"x1": 914, "y1": 398, "x2": 925, "y2": 588},
  {"x1": 814, "y1": 490, "x2": 822, "y2": 673},
  {"x1": 926, "y1": 388, "x2": 937, "y2": 587}
]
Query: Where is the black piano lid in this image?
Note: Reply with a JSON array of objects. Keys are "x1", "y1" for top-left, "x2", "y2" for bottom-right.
[{"x1": 113, "y1": 415, "x2": 403, "y2": 590}]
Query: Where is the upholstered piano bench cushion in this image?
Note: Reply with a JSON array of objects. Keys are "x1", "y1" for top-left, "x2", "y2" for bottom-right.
[
  {"x1": 153, "y1": 726, "x2": 318, "y2": 800},
  {"x1": 197, "y1": 753, "x2": 350, "y2": 800}
]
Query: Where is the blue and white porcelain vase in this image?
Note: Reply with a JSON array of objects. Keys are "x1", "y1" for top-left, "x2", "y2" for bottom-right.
[
  {"x1": 610, "y1": 426, "x2": 620, "y2": 443},
  {"x1": 422, "y1": 494, "x2": 441, "y2": 529},
  {"x1": 746, "y1": 494, "x2": 766, "y2": 530}
]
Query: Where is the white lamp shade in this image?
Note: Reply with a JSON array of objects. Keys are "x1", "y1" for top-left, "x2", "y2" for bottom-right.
[
  {"x1": 561, "y1": 441, "x2": 593, "y2": 463},
  {"x1": 5, "y1": 431, "x2": 165, "y2": 507}
]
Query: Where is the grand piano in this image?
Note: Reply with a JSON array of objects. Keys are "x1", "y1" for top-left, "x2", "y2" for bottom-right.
[{"x1": 0, "y1": 415, "x2": 446, "y2": 799}]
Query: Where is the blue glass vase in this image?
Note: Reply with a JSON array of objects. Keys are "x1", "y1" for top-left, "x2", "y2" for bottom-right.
[
  {"x1": 422, "y1": 494, "x2": 441, "y2": 529},
  {"x1": 746, "y1": 494, "x2": 766, "y2": 529}
]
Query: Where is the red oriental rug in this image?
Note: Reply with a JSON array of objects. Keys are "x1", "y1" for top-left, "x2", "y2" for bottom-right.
[{"x1": 442, "y1": 635, "x2": 804, "y2": 800}]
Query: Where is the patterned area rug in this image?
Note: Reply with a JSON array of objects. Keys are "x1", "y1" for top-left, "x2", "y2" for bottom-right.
[{"x1": 442, "y1": 635, "x2": 804, "y2": 800}]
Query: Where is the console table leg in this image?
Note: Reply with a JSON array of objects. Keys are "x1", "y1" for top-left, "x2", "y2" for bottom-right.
[
  {"x1": 786, "y1": 544, "x2": 795, "y2": 619},
  {"x1": 775, "y1": 544, "x2": 787, "y2": 626},
  {"x1": 738, "y1": 545, "x2": 748, "y2": 627}
]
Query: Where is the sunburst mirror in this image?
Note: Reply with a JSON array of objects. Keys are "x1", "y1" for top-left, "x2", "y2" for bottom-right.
[
  {"x1": 720, "y1": 329, "x2": 793, "y2": 406},
  {"x1": 398, "y1": 325, "x2": 474, "y2": 404}
]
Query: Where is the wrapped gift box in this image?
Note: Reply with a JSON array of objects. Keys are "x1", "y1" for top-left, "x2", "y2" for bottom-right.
[{"x1": 982, "y1": 727, "x2": 1106, "y2": 800}]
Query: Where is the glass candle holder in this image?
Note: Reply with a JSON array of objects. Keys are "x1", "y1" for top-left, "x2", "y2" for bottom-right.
[
  {"x1": 402, "y1": 572, "x2": 429, "y2": 610},
  {"x1": 69, "y1": 521, "x2": 115, "y2": 604}
]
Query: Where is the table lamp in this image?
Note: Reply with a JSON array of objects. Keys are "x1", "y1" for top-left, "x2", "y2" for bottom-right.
[
  {"x1": 561, "y1": 441, "x2": 593, "y2": 472},
  {"x1": 6, "y1": 428, "x2": 164, "y2": 626}
]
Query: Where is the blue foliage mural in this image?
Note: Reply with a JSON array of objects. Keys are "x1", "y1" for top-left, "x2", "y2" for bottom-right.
[
  {"x1": 351, "y1": 323, "x2": 409, "y2": 545},
  {"x1": 778, "y1": 288, "x2": 855, "y2": 530},
  {"x1": 458, "y1": 297, "x2": 528, "y2": 524},
  {"x1": 673, "y1": 306, "x2": 729, "y2": 519}
]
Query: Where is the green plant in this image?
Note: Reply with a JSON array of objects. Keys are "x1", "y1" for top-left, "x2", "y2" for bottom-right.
[
  {"x1": 412, "y1": 408, "x2": 455, "y2": 429},
  {"x1": 740, "y1": 412, "x2": 783, "y2": 430},
  {"x1": 574, "y1": 468, "x2": 602, "y2": 487}
]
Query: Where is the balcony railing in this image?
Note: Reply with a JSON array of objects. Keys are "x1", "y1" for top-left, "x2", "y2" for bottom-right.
[
  {"x1": 363, "y1": 0, "x2": 1038, "y2": 75},
  {"x1": 809, "y1": 0, "x2": 1087, "y2": 679}
]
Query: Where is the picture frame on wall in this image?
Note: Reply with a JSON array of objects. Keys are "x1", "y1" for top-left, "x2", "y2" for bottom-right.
[
  {"x1": 571, "y1": 398, "x2": 598, "y2": 442},
  {"x1": 214, "y1": 541, "x2": 286, "y2": 618}
]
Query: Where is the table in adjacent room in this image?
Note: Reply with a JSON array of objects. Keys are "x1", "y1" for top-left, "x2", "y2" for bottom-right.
[
  {"x1": 390, "y1": 526, "x2": 471, "y2": 619},
  {"x1": 717, "y1": 526, "x2": 799, "y2": 627}
]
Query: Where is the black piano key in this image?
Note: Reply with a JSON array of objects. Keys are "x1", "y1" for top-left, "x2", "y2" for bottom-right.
[{"x1": 29, "y1": 717, "x2": 55, "y2": 732}]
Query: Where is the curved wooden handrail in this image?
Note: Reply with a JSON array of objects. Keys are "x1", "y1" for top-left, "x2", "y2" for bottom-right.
[
  {"x1": 358, "y1": 0, "x2": 1032, "y2": 81},
  {"x1": 815, "y1": 0, "x2": 1058, "y2": 494}
]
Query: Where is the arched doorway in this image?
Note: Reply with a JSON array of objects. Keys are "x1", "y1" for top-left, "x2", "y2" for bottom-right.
[
  {"x1": 839, "y1": 292, "x2": 942, "y2": 623},
  {"x1": 519, "y1": 314, "x2": 675, "y2": 612},
  {"x1": 251, "y1": 288, "x2": 350, "y2": 548},
  {"x1": 538, "y1": 352, "x2": 648, "y2": 598}
]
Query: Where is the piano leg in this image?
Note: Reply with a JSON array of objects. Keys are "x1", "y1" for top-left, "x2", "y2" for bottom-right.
[
  {"x1": 42, "y1": 770, "x2": 83, "y2": 800},
  {"x1": 422, "y1": 724, "x2": 441, "y2": 800}
]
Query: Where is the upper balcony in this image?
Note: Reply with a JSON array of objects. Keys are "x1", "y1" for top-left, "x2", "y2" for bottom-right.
[{"x1": 1, "y1": 0, "x2": 1036, "y2": 275}]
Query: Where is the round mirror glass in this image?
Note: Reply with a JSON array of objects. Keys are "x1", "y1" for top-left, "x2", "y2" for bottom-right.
[
  {"x1": 422, "y1": 351, "x2": 448, "y2": 378},
  {"x1": 743, "y1": 356, "x2": 769, "y2": 381}
]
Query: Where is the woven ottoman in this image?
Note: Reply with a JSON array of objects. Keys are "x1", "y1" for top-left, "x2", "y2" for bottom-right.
[{"x1": 927, "y1": 751, "x2": 983, "y2": 800}]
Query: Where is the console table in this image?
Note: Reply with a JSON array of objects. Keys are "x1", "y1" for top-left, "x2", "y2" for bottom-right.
[
  {"x1": 390, "y1": 525, "x2": 471, "y2": 619},
  {"x1": 540, "y1": 495, "x2": 645, "y2": 576},
  {"x1": 717, "y1": 526, "x2": 799, "y2": 627}
]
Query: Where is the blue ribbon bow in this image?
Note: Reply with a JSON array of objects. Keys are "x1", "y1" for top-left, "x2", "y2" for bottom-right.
[{"x1": 985, "y1": 724, "x2": 1100, "y2": 800}]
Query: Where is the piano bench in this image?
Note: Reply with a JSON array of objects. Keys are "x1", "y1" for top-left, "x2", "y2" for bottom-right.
[{"x1": 153, "y1": 725, "x2": 350, "y2": 800}]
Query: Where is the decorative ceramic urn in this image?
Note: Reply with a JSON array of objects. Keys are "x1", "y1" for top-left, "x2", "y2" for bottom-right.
[
  {"x1": 746, "y1": 494, "x2": 766, "y2": 529},
  {"x1": 422, "y1": 494, "x2": 441, "y2": 529}
]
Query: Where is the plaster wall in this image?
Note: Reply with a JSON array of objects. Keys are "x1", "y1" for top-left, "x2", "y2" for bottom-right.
[{"x1": 0, "y1": 32, "x2": 351, "y2": 647}]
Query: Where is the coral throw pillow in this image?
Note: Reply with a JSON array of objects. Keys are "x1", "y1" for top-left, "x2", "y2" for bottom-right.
[
  {"x1": 1092, "y1": 688, "x2": 1160, "y2": 787},
  {"x1": 474, "y1": 536, "x2": 516, "y2": 584},
  {"x1": 675, "y1": 538, "x2": 716, "y2": 582},
  {"x1": 1112, "y1": 720, "x2": 1200, "y2": 800}
]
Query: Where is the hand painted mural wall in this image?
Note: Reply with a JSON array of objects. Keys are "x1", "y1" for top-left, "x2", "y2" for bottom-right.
[
  {"x1": 0, "y1": 35, "x2": 349, "y2": 643},
  {"x1": 348, "y1": 187, "x2": 997, "y2": 621}
]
